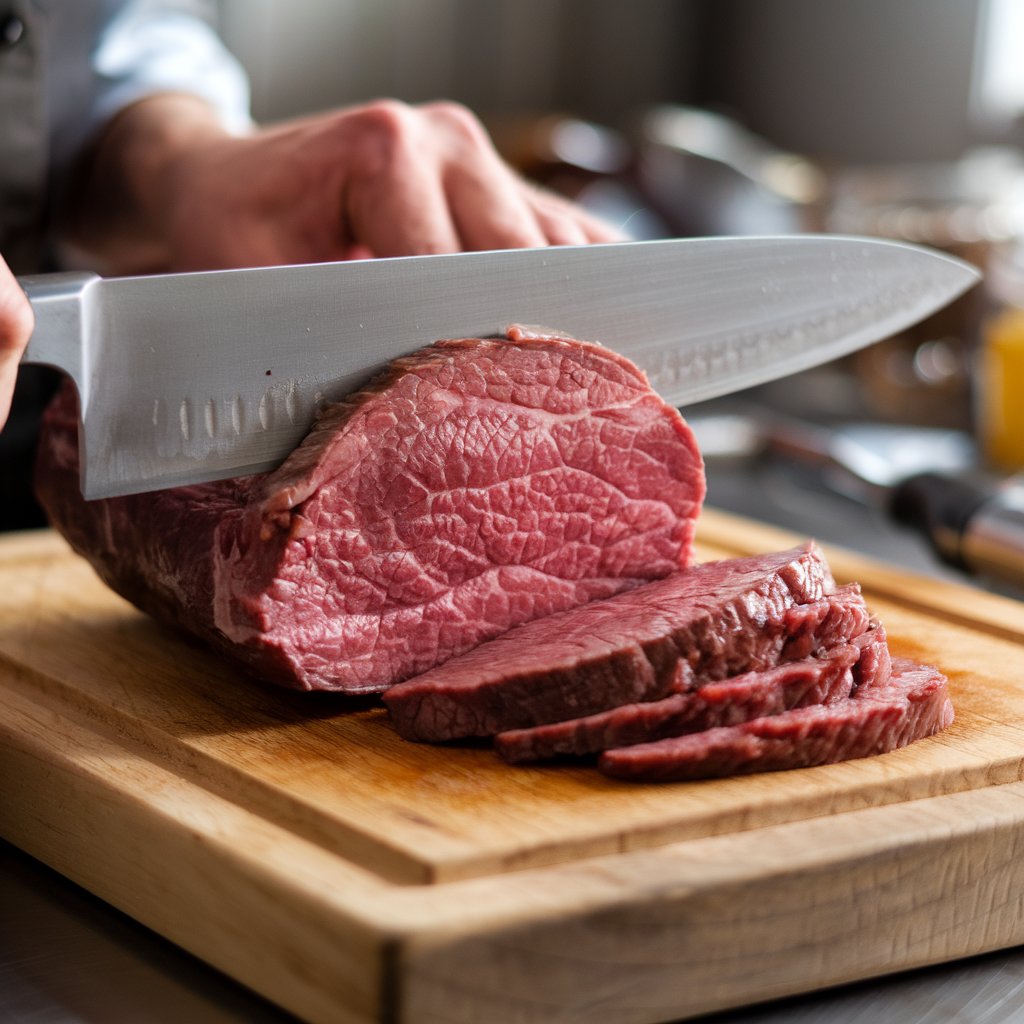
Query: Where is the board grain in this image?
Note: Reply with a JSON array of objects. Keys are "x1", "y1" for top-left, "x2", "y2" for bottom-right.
[{"x1": 2, "y1": 510, "x2": 1024, "y2": 1023}]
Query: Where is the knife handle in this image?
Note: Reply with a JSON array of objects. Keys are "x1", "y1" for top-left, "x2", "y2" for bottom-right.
[
  {"x1": 961, "y1": 481, "x2": 1024, "y2": 589},
  {"x1": 18, "y1": 271, "x2": 101, "y2": 387},
  {"x1": 890, "y1": 471, "x2": 1024, "y2": 590}
]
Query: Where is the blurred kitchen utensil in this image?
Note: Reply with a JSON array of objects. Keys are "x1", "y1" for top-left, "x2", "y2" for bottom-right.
[
  {"x1": 692, "y1": 406, "x2": 1024, "y2": 591},
  {"x1": 889, "y1": 470, "x2": 1024, "y2": 592},
  {"x1": 490, "y1": 112, "x2": 669, "y2": 240},
  {"x1": 631, "y1": 105, "x2": 826, "y2": 237}
]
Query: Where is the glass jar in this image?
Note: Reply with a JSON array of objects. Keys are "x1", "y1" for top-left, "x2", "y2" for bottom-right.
[{"x1": 979, "y1": 241, "x2": 1024, "y2": 471}]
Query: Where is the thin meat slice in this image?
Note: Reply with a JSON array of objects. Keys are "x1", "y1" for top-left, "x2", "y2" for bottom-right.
[
  {"x1": 496, "y1": 647, "x2": 853, "y2": 764},
  {"x1": 599, "y1": 658, "x2": 953, "y2": 782},
  {"x1": 35, "y1": 332, "x2": 705, "y2": 692},
  {"x1": 383, "y1": 544, "x2": 836, "y2": 741},
  {"x1": 496, "y1": 614, "x2": 886, "y2": 764}
]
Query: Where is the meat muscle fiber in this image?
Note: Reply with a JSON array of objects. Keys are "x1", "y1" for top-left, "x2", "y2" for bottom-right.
[
  {"x1": 599, "y1": 658, "x2": 953, "y2": 782},
  {"x1": 383, "y1": 543, "x2": 836, "y2": 741},
  {"x1": 35, "y1": 332, "x2": 705, "y2": 692}
]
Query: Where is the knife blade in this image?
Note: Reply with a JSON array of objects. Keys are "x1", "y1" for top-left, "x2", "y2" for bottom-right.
[{"x1": 19, "y1": 235, "x2": 979, "y2": 500}]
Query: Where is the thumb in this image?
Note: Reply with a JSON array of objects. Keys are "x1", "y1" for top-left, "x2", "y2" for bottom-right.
[{"x1": 0, "y1": 257, "x2": 35, "y2": 431}]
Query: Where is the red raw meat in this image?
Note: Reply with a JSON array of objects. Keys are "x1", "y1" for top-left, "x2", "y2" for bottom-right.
[
  {"x1": 384, "y1": 544, "x2": 836, "y2": 741},
  {"x1": 495, "y1": 615, "x2": 887, "y2": 764},
  {"x1": 599, "y1": 658, "x2": 953, "y2": 782},
  {"x1": 35, "y1": 332, "x2": 704, "y2": 692}
]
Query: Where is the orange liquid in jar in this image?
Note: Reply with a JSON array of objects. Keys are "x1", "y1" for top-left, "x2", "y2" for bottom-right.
[{"x1": 981, "y1": 306, "x2": 1024, "y2": 471}]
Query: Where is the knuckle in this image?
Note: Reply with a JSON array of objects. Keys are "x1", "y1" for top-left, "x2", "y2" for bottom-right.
[
  {"x1": 343, "y1": 99, "x2": 421, "y2": 176},
  {"x1": 425, "y1": 100, "x2": 489, "y2": 144},
  {"x1": 541, "y1": 217, "x2": 582, "y2": 246},
  {"x1": 488, "y1": 218, "x2": 545, "y2": 250},
  {"x1": 356, "y1": 98, "x2": 417, "y2": 141}
]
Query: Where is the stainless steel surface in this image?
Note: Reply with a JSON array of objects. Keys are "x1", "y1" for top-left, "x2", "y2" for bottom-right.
[
  {"x1": 20, "y1": 236, "x2": 978, "y2": 499},
  {"x1": 765, "y1": 419, "x2": 977, "y2": 494},
  {"x1": 18, "y1": 271, "x2": 98, "y2": 389},
  {"x1": 689, "y1": 412, "x2": 980, "y2": 496}
]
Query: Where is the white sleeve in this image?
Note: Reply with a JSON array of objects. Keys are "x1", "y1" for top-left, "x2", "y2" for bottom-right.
[{"x1": 89, "y1": 0, "x2": 252, "y2": 137}]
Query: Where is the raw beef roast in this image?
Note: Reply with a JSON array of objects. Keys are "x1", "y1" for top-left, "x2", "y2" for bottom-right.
[
  {"x1": 383, "y1": 543, "x2": 838, "y2": 741},
  {"x1": 599, "y1": 659, "x2": 953, "y2": 781},
  {"x1": 35, "y1": 332, "x2": 705, "y2": 692}
]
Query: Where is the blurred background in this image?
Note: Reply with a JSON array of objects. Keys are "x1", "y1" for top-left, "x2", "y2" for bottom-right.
[
  {"x1": 219, "y1": 0, "x2": 1000, "y2": 161},
  {"x1": 214, "y1": 0, "x2": 1024, "y2": 591}
]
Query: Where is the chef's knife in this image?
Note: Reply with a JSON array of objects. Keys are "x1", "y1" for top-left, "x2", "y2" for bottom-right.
[{"x1": 19, "y1": 235, "x2": 979, "y2": 499}]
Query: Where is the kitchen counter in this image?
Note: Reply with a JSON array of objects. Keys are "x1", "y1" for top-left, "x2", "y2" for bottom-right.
[{"x1": 2, "y1": 445, "x2": 1021, "y2": 1024}]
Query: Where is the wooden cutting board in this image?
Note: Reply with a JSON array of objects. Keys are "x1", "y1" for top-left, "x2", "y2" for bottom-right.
[{"x1": 2, "y1": 508, "x2": 1024, "y2": 1024}]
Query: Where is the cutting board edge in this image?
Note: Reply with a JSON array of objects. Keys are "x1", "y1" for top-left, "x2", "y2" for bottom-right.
[
  {"x1": 0, "y1": 649, "x2": 451, "y2": 886},
  {"x1": 0, "y1": 678, "x2": 394, "y2": 1024}
]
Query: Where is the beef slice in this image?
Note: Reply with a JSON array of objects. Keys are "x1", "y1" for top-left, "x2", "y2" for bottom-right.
[
  {"x1": 383, "y1": 543, "x2": 837, "y2": 741},
  {"x1": 495, "y1": 609, "x2": 886, "y2": 763},
  {"x1": 599, "y1": 657, "x2": 953, "y2": 782}
]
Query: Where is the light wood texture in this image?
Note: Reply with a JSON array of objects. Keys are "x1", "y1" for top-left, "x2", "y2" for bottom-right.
[{"x1": 1, "y1": 510, "x2": 1023, "y2": 1023}]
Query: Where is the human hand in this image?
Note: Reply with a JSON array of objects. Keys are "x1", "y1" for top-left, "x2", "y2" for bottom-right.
[
  {"x1": 0, "y1": 254, "x2": 34, "y2": 431},
  {"x1": 68, "y1": 96, "x2": 623, "y2": 273}
]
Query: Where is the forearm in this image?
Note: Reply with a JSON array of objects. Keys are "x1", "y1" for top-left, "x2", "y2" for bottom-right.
[{"x1": 63, "y1": 94, "x2": 232, "y2": 274}]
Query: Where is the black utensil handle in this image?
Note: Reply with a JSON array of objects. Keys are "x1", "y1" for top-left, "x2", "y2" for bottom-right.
[
  {"x1": 891, "y1": 472, "x2": 1024, "y2": 588},
  {"x1": 888, "y1": 472, "x2": 990, "y2": 568}
]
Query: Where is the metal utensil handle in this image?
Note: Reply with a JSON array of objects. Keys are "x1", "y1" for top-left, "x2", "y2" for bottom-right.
[
  {"x1": 18, "y1": 271, "x2": 101, "y2": 386},
  {"x1": 891, "y1": 472, "x2": 1024, "y2": 590},
  {"x1": 961, "y1": 484, "x2": 1024, "y2": 589}
]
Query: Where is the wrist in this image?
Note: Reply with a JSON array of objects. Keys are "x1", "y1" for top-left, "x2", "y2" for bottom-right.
[{"x1": 67, "y1": 94, "x2": 234, "y2": 273}]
